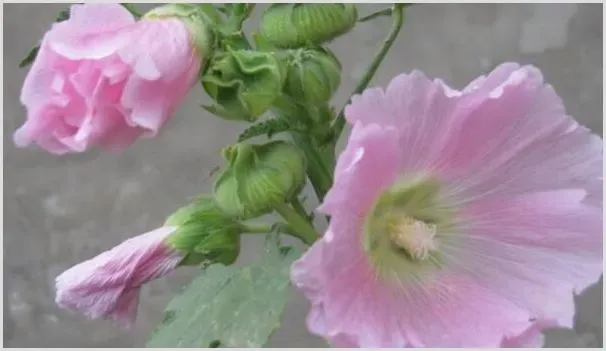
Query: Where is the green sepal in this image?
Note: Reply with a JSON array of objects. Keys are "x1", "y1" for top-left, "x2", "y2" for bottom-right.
[
  {"x1": 284, "y1": 47, "x2": 342, "y2": 106},
  {"x1": 213, "y1": 141, "x2": 306, "y2": 219},
  {"x1": 259, "y1": 4, "x2": 358, "y2": 49},
  {"x1": 202, "y1": 49, "x2": 287, "y2": 122},
  {"x1": 164, "y1": 196, "x2": 243, "y2": 267}
]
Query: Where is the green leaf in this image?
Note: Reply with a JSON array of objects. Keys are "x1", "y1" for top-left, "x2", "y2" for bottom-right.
[
  {"x1": 146, "y1": 243, "x2": 301, "y2": 348},
  {"x1": 19, "y1": 45, "x2": 40, "y2": 68},
  {"x1": 120, "y1": 3, "x2": 142, "y2": 18},
  {"x1": 55, "y1": 9, "x2": 70, "y2": 22}
]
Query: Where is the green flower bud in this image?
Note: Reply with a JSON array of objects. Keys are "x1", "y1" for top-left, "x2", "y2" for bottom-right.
[
  {"x1": 144, "y1": 4, "x2": 215, "y2": 58},
  {"x1": 202, "y1": 50, "x2": 287, "y2": 122},
  {"x1": 164, "y1": 197, "x2": 243, "y2": 266},
  {"x1": 284, "y1": 48, "x2": 341, "y2": 105},
  {"x1": 259, "y1": 4, "x2": 358, "y2": 49},
  {"x1": 213, "y1": 141, "x2": 306, "y2": 219}
]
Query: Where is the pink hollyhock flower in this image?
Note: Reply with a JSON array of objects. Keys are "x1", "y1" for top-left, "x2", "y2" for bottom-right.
[
  {"x1": 292, "y1": 63, "x2": 603, "y2": 347},
  {"x1": 55, "y1": 226, "x2": 183, "y2": 327},
  {"x1": 14, "y1": 3, "x2": 204, "y2": 154}
]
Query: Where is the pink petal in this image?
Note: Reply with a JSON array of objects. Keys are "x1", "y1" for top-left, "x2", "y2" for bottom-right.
[
  {"x1": 13, "y1": 104, "x2": 70, "y2": 149},
  {"x1": 35, "y1": 135, "x2": 73, "y2": 155},
  {"x1": 318, "y1": 121, "x2": 400, "y2": 218},
  {"x1": 20, "y1": 67, "x2": 66, "y2": 109},
  {"x1": 55, "y1": 226, "x2": 182, "y2": 326},
  {"x1": 344, "y1": 71, "x2": 461, "y2": 173},
  {"x1": 294, "y1": 228, "x2": 534, "y2": 347},
  {"x1": 118, "y1": 19, "x2": 195, "y2": 82},
  {"x1": 500, "y1": 320, "x2": 557, "y2": 348},
  {"x1": 462, "y1": 62, "x2": 521, "y2": 93},
  {"x1": 68, "y1": 3, "x2": 135, "y2": 30},
  {"x1": 48, "y1": 4, "x2": 135, "y2": 60},
  {"x1": 120, "y1": 56, "x2": 199, "y2": 134},
  {"x1": 439, "y1": 190, "x2": 602, "y2": 328}
]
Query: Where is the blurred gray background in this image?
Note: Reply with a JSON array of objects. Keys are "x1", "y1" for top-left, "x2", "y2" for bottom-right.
[{"x1": 3, "y1": 3, "x2": 603, "y2": 348}]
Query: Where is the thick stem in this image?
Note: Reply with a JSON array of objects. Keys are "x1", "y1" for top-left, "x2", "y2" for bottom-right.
[
  {"x1": 272, "y1": 101, "x2": 334, "y2": 202},
  {"x1": 292, "y1": 133, "x2": 334, "y2": 201},
  {"x1": 241, "y1": 221, "x2": 301, "y2": 238},
  {"x1": 330, "y1": 3, "x2": 406, "y2": 142},
  {"x1": 274, "y1": 203, "x2": 318, "y2": 245}
]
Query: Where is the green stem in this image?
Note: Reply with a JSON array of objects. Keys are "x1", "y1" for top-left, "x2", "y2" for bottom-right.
[
  {"x1": 291, "y1": 133, "x2": 334, "y2": 201},
  {"x1": 358, "y1": 4, "x2": 415, "y2": 23},
  {"x1": 358, "y1": 8, "x2": 392, "y2": 22},
  {"x1": 272, "y1": 100, "x2": 334, "y2": 202},
  {"x1": 274, "y1": 203, "x2": 318, "y2": 245},
  {"x1": 330, "y1": 3, "x2": 406, "y2": 142},
  {"x1": 241, "y1": 221, "x2": 301, "y2": 238},
  {"x1": 241, "y1": 222, "x2": 273, "y2": 234},
  {"x1": 290, "y1": 197, "x2": 310, "y2": 221}
]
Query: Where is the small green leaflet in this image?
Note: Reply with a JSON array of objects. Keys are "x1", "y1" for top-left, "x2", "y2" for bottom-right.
[{"x1": 146, "y1": 244, "x2": 302, "y2": 348}]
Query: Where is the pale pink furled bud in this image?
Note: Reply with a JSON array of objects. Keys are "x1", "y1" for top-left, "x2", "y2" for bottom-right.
[
  {"x1": 55, "y1": 226, "x2": 183, "y2": 327},
  {"x1": 14, "y1": 3, "x2": 206, "y2": 154}
]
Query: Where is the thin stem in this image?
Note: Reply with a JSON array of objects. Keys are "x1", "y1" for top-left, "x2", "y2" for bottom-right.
[
  {"x1": 358, "y1": 8, "x2": 392, "y2": 22},
  {"x1": 358, "y1": 4, "x2": 415, "y2": 23},
  {"x1": 330, "y1": 3, "x2": 406, "y2": 142},
  {"x1": 274, "y1": 203, "x2": 318, "y2": 245}
]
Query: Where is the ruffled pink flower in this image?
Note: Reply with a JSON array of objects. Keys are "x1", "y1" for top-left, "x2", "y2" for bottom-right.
[
  {"x1": 55, "y1": 226, "x2": 183, "y2": 327},
  {"x1": 292, "y1": 63, "x2": 603, "y2": 347},
  {"x1": 14, "y1": 3, "x2": 202, "y2": 154}
]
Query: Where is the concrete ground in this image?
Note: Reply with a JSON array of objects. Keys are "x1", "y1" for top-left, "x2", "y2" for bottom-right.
[{"x1": 3, "y1": 3, "x2": 603, "y2": 348}]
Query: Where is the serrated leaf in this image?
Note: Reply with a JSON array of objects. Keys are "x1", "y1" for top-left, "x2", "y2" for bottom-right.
[{"x1": 146, "y1": 244, "x2": 301, "y2": 348}]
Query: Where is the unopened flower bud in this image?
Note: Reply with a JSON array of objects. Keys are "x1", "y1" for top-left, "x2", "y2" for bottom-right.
[
  {"x1": 202, "y1": 50, "x2": 287, "y2": 122},
  {"x1": 260, "y1": 4, "x2": 358, "y2": 49},
  {"x1": 214, "y1": 141, "x2": 306, "y2": 219},
  {"x1": 285, "y1": 48, "x2": 342, "y2": 105},
  {"x1": 55, "y1": 226, "x2": 182, "y2": 327},
  {"x1": 164, "y1": 197, "x2": 243, "y2": 266}
]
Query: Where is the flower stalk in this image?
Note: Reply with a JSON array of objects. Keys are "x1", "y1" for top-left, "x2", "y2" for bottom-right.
[
  {"x1": 329, "y1": 3, "x2": 406, "y2": 143},
  {"x1": 274, "y1": 202, "x2": 318, "y2": 245}
]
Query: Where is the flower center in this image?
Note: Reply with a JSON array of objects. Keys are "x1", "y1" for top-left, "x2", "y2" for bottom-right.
[
  {"x1": 386, "y1": 216, "x2": 438, "y2": 261},
  {"x1": 363, "y1": 174, "x2": 451, "y2": 282}
]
